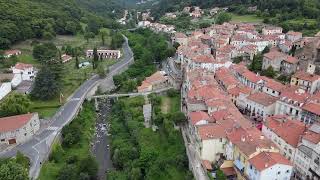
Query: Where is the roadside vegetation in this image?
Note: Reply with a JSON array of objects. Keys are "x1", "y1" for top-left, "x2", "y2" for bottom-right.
[
  {"x1": 38, "y1": 101, "x2": 97, "y2": 180},
  {"x1": 0, "y1": 29, "x2": 121, "y2": 118},
  {"x1": 107, "y1": 92, "x2": 192, "y2": 180},
  {"x1": 113, "y1": 29, "x2": 175, "y2": 92},
  {"x1": 0, "y1": 152, "x2": 30, "y2": 180}
]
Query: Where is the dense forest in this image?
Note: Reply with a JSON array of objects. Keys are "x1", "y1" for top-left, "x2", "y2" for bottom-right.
[{"x1": 0, "y1": 0, "x2": 127, "y2": 49}]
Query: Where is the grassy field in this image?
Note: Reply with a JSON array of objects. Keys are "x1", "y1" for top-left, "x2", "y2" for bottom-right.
[
  {"x1": 161, "y1": 94, "x2": 180, "y2": 114},
  {"x1": 38, "y1": 102, "x2": 96, "y2": 180},
  {"x1": 230, "y1": 13, "x2": 263, "y2": 23}
]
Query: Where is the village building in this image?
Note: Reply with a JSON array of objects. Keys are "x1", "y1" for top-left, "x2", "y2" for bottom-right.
[
  {"x1": 279, "y1": 40, "x2": 293, "y2": 53},
  {"x1": 172, "y1": 32, "x2": 188, "y2": 46},
  {"x1": 244, "y1": 92, "x2": 278, "y2": 120},
  {"x1": 12, "y1": 63, "x2": 36, "y2": 81},
  {"x1": 3, "y1": 49, "x2": 21, "y2": 58},
  {"x1": 246, "y1": 152, "x2": 293, "y2": 180},
  {"x1": 137, "y1": 71, "x2": 169, "y2": 93},
  {"x1": 0, "y1": 74, "x2": 14, "y2": 101},
  {"x1": 275, "y1": 86, "x2": 309, "y2": 121},
  {"x1": 294, "y1": 123, "x2": 320, "y2": 179},
  {"x1": 226, "y1": 126, "x2": 279, "y2": 179},
  {"x1": 0, "y1": 113, "x2": 40, "y2": 145},
  {"x1": 301, "y1": 92, "x2": 320, "y2": 124},
  {"x1": 262, "y1": 26, "x2": 283, "y2": 35},
  {"x1": 61, "y1": 54, "x2": 72, "y2": 63},
  {"x1": 286, "y1": 31, "x2": 303, "y2": 42},
  {"x1": 262, "y1": 49, "x2": 287, "y2": 71},
  {"x1": 262, "y1": 115, "x2": 307, "y2": 162},
  {"x1": 280, "y1": 56, "x2": 298, "y2": 75},
  {"x1": 86, "y1": 49, "x2": 121, "y2": 59},
  {"x1": 290, "y1": 71, "x2": 320, "y2": 94}
]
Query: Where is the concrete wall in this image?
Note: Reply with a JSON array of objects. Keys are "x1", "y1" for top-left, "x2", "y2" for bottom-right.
[{"x1": 0, "y1": 82, "x2": 12, "y2": 100}]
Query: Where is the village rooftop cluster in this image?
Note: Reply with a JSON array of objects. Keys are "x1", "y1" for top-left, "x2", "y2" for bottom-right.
[{"x1": 139, "y1": 20, "x2": 320, "y2": 180}]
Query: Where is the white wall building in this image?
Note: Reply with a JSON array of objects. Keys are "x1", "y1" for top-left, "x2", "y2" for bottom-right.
[
  {"x1": 11, "y1": 63, "x2": 37, "y2": 81},
  {"x1": 0, "y1": 113, "x2": 40, "y2": 145},
  {"x1": 246, "y1": 152, "x2": 293, "y2": 180}
]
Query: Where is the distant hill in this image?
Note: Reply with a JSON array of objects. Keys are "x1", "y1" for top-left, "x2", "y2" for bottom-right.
[{"x1": 0, "y1": 0, "x2": 132, "y2": 49}]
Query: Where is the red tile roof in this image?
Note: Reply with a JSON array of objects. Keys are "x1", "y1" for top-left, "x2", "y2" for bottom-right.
[
  {"x1": 227, "y1": 127, "x2": 276, "y2": 156},
  {"x1": 302, "y1": 102, "x2": 320, "y2": 116},
  {"x1": 175, "y1": 32, "x2": 187, "y2": 38},
  {"x1": 220, "y1": 167, "x2": 236, "y2": 176},
  {"x1": 264, "y1": 115, "x2": 307, "y2": 147},
  {"x1": 286, "y1": 31, "x2": 302, "y2": 37},
  {"x1": 247, "y1": 92, "x2": 279, "y2": 106},
  {"x1": 249, "y1": 152, "x2": 292, "y2": 171},
  {"x1": 293, "y1": 71, "x2": 320, "y2": 82},
  {"x1": 263, "y1": 77, "x2": 286, "y2": 92},
  {"x1": 303, "y1": 128, "x2": 320, "y2": 144},
  {"x1": 14, "y1": 63, "x2": 33, "y2": 70},
  {"x1": 0, "y1": 113, "x2": 36, "y2": 133},
  {"x1": 198, "y1": 120, "x2": 234, "y2": 140},
  {"x1": 190, "y1": 111, "x2": 210, "y2": 125},
  {"x1": 242, "y1": 71, "x2": 261, "y2": 83},
  {"x1": 264, "y1": 50, "x2": 286, "y2": 60},
  {"x1": 284, "y1": 56, "x2": 298, "y2": 64},
  {"x1": 4, "y1": 49, "x2": 21, "y2": 56},
  {"x1": 192, "y1": 54, "x2": 215, "y2": 63},
  {"x1": 280, "y1": 86, "x2": 310, "y2": 104}
]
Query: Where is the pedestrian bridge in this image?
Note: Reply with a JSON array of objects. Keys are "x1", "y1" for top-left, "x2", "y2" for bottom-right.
[{"x1": 90, "y1": 86, "x2": 174, "y2": 99}]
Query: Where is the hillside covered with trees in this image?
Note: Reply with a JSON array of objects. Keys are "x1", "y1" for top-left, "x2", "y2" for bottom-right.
[{"x1": 0, "y1": 0, "x2": 124, "y2": 49}]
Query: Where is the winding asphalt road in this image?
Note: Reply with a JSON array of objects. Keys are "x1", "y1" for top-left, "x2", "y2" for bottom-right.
[{"x1": 0, "y1": 36, "x2": 134, "y2": 179}]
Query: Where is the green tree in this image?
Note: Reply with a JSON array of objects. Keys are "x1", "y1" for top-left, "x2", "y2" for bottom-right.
[
  {"x1": 0, "y1": 93, "x2": 31, "y2": 117},
  {"x1": 75, "y1": 56, "x2": 79, "y2": 69},
  {"x1": 261, "y1": 66, "x2": 277, "y2": 78},
  {"x1": 57, "y1": 164, "x2": 78, "y2": 180},
  {"x1": 84, "y1": 32, "x2": 95, "y2": 43},
  {"x1": 97, "y1": 64, "x2": 107, "y2": 78},
  {"x1": 233, "y1": 56, "x2": 243, "y2": 64},
  {"x1": 15, "y1": 152, "x2": 30, "y2": 169},
  {"x1": 32, "y1": 43, "x2": 58, "y2": 63},
  {"x1": 65, "y1": 21, "x2": 78, "y2": 35},
  {"x1": 78, "y1": 155, "x2": 98, "y2": 180},
  {"x1": 0, "y1": 160, "x2": 28, "y2": 180},
  {"x1": 262, "y1": 46, "x2": 271, "y2": 54},
  {"x1": 99, "y1": 28, "x2": 109, "y2": 45},
  {"x1": 170, "y1": 112, "x2": 186, "y2": 125},
  {"x1": 30, "y1": 65, "x2": 62, "y2": 100},
  {"x1": 215, "y1": 12, "x2": 232, "y2": 25},
  {"x1": 92, "y1": 47, "x2": 99, "y2": 69},
  {"x1": 248, "y1": 54, "x2": 263, "y2": 72},
  {"x1": 216, "y1": 169, "x2": 227, "y2": 180}
]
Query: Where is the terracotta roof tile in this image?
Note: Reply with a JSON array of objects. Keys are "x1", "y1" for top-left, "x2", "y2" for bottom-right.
[
  {"x1": 14, "y1": 63, "x2": 33, "y2": 70},
  {"x1": 0, "y1": 113, "x2": 36, "y2": 133},
  {"x1": 264, "y1": 115, "x2": 307, "y2": 147},
  {"x1": 293, "y1": 71, "x2": 320, "y2": 82},
  {"x1": 249, "y1": 152, "x2": 292, "y2": 171},
  {"x1": 227, "y1": 127, "x2": 277, "y2": 156},
  {"x1": 190, "y1": 111, "x2": 210, "y2": 125},
  {"x1": 247, "y1": 92, "x2": 278, "y2": 106}
]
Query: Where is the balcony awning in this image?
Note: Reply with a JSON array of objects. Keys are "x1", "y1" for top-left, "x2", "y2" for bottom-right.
[{"x1": 234, "y1": 159, "x2": 244, "y2": 171}]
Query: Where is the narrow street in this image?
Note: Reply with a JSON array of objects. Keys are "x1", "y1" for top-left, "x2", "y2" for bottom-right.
[{"x1": 92, "y1": 98, "x2": 113, "y2": 180}]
